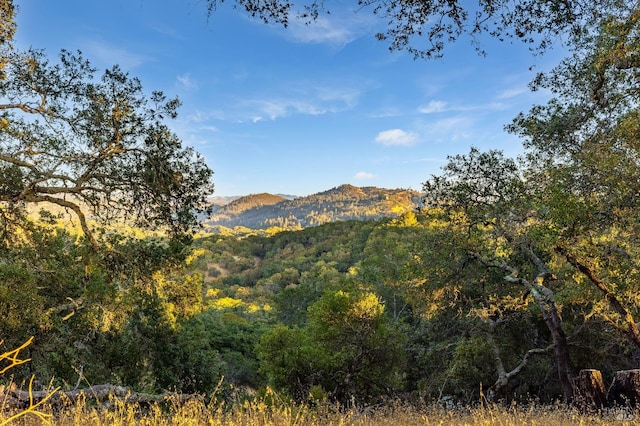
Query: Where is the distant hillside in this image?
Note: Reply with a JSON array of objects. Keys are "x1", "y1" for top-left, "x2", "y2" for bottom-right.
[{"x1": 204, "y1": 184, "x2": 422, "y2": 230}]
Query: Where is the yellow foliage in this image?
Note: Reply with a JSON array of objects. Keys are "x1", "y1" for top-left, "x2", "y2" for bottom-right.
[
  {"x1": 186, "y1": 248, "x2": 207, "y2": 266},
  {"x1": 492, "y1": 236, "x2": 512, "y2": 258},
  {"x1": 265, "y1": 226, "x2": 284, "y2": 236},
  {"x1": 234, "y1": 286, "x2": 252, "y2": 297},
  {"x1": 420, "y1": 286, "x2": 457, "y2": 319},
  {"x1": 206, "y1": 288, "x2": 222, "y2": 298},
  {"x1": 391, "y1": 204, "x2": 406, "y2": 214},
  {"x1": 247, "y1": 303, "x2": 261, "y2": 313},
  {"x1": 392, "y1": 211, "x2": 419, "y2": 227},
  {"x1": 212, "y1": 297, "x2": 243, "y2": 310},
  {"x1": 350, "y1": 292, "x2": 384, "y2": 319}
]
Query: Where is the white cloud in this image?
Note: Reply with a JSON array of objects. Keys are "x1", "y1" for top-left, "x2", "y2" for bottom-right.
[
  {"x1": 179, "y1": 79, "x2": 363, "y2": 124},
  {"x1": 83, "y1": 40, "x2": 150, "y2": 69},
  {"x1": 234, "y1": 86, "x2": 359, "y2": 121},
  {"x1": 496, "y1": 86, "x2": 528, "y2": 100},
  {"x1": 316, "y1": 86, "x2": 360, "y2": 108},
  {"x1": 261, "y1": 101, "x2": 289, "y2": 120},
  {"x1": 375, "y1": 129, "x2": 419, "y2": 146},
  {"x1": 418, "y1": 100, "x2": 509, "y2": 115},
  {"x1": 177, "y1": 73, "x2": 198, "y2": 90},
  {"x1": 421, "y1": 117, "x2": 473, "y2": 143},
  {"x1": 418, "y1": 100, "x2": 447, "y2": 114},
  {"x1": 354, "y1": 171, "x2": 375, "y2": 180},
  {"x1": 186, "y1": 110, "x2": 226, "y2": 123},
  {"x1": 289, "y1": 17, "x2": 355, "y2": 45},
  {"x1": 411, "y1": 157, "x2": 447, "y2": 163},
  {"x1": 286, "y1": 12, "x2": 375, "y2": 47},
  {"x1": 234, "y1": 99, "x2": 314, "y2": 121}
]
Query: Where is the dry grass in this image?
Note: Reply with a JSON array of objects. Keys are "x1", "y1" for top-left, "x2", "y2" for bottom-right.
[{"x1": 2, "y1": 396, "x2": 639, "y2": 426}]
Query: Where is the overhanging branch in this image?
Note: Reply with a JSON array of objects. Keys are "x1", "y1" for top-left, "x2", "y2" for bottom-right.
[
  {"x1": 556, "y1": 246, "x2": 640, "y2": 347},
  {"x1": 23, "y1": 194, "x2": 98, "y2": 250}
]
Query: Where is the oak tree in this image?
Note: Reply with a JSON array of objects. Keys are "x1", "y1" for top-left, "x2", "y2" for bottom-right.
[
  {"x1": 258, "y1": 287, "x2": 406, "y2": 402},
  {"x1": 0, "y1": 48, "x2": 214, "y2": 249},
  {"x1": 423, "y1": 148, "x2": 576, "y2": 401},
  {"x1": 0, "y1": 0, "x2": 15, "y2": 55},
  {"x1": 508, "y1": 6, "x2": 640, "y2": 349}
]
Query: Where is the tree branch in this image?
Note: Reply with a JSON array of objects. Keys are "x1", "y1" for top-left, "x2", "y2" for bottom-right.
[
  {"x1": 2, "y1": 384, "x2": 202, "y2": 409},
  {"x1": 556, "y1": 246, "x2": 640, "y2": 347},
  {"x1": 23, "y1": 194, "x2": 97, "y2": 250}
]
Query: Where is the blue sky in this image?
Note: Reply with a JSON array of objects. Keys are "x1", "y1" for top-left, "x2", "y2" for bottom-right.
[{"x1": 13, "y1": 1, "x2": 565, "y2": 197}]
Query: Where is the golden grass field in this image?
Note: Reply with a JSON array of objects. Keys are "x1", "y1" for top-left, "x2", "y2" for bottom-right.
[{"x1": 2, "y1": 396, "x2": 638, "y2": 426}]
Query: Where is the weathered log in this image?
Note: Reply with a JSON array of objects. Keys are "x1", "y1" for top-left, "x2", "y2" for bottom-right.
[
  {"x1": 572, "y1": 369, "x2": 607, "y2": 408},
  {"x1": 608, "y1": 369, "x2": 640, "y2": 406},
  {"x1": 1, "y1": 383, "x2": 200, "y2": 409}
]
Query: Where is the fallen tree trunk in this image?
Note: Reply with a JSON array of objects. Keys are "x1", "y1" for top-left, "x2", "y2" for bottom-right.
[{"x1": 1, "y1": 383, "x2": 201, "y2": 409}]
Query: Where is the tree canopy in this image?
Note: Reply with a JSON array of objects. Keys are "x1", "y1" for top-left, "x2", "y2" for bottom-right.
[
  {"x1": 0, "y1": 47, "x2": 214, "y2": 249},
  {"x1": 507, "y1": 6, "x2": 640, "y2": 350},
  {"x1": 203, "y1": 0, "x2": 631, "y2": 58},
  {"x1": 417, "y1": 4, "x2": 640, "y2": 402}
]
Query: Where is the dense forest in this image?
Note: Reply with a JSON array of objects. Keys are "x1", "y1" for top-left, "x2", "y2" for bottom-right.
[
  {"x1": 3, "y1": 0, "x2": 640, "y2": 421},
  {"x1": 3, "y1": 205, "x2": 640, "y2": 406}
]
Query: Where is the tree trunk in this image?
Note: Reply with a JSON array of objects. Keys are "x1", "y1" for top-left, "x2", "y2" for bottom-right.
[
  {"x1": 482, "y1": 316, "x2": 553, "y2": 401},
  {"x1": 608, "y1": 369, "x2": 640, "y2": 407},
  {"x1": 1, "y1": 383, "x2": 200, "y2": 409},
  {"x1": 572, "y1": 369, "x2": 607, "y2": 408},
  {"x1": 481, "y1": 246, "x2": 576, "y2": 402},
  {"x1": 521, "y1": 245, "x2": 575, "y2": 402},
  {"x1": 503, "y1": 272, "x2": 575, "y2": 401},
  {"x1": 545, "y1": 302, "x2": 575, "y2": 403}
]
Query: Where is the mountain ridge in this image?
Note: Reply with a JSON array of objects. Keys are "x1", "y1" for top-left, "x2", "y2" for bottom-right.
[{"x1": 205, "y1": 184, "x2": 422, "y2": 231}]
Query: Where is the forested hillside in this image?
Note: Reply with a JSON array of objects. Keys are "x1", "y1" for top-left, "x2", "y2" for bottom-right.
[
  {"x1": 205, "y1": 184, "x2": 421, "y2": 231},
  {"x1": 2, "y1": 209, "x2": 639, "y2": 406}
]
